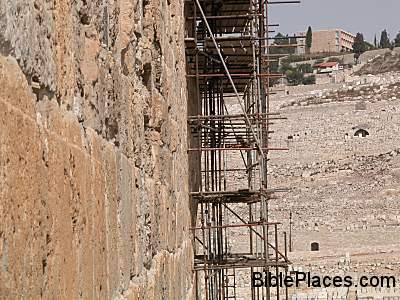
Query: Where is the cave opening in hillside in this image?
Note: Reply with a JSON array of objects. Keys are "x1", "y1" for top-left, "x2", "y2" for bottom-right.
[{"x1": 354, "y1": 129, "x2": 369, "y2": 138}]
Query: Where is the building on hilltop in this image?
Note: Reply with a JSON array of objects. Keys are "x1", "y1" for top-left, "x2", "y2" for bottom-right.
[{"x1": 296, "y1": 29, "x2": 355, "y2": 54}]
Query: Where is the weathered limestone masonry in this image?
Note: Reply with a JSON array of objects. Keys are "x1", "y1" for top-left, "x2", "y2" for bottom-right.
[{"x1": 0, "y1": 0, "x2": 194, "y2": 299}]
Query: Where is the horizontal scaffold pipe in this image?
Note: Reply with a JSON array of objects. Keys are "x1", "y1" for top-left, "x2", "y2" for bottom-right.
[{"x1": 187, "y1": 147, "x2": 289, "y2": 152}]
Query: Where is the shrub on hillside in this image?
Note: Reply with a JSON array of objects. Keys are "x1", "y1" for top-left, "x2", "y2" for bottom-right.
[{"x1": 302, "y1": 75, "x2": 316, "y2": 85}]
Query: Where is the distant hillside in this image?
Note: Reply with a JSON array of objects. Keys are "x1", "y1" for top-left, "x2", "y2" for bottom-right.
[{"x1": 356, "y1": 49, "x2": 400, "y2": 75}]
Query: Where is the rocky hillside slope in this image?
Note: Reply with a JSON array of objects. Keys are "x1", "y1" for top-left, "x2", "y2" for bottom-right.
[{"x1": 356, "y1": 49, "x2": 400, "y2": 75}]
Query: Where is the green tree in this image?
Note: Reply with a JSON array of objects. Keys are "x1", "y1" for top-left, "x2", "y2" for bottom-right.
[
  {"x1": 374, "y1": 35, "x2": 377, "y2": 48},
  {"x1": 380, "y1": 29, "x2": 391, "y2": 48},
  {"x1": 274, "y1": 32, "x2": 287, "y2": 44},
  {"x1": 270, "y1": 33, "x2": 297, "y2": 74},
  {"x1": 271, "y1": 33, "x2": 295, "y2": 55},
  {"x1": 285, "y1": 68, "x2": 304, "y2": 85},
  {"x1": 353, "y1": 32, "x2": 366, "y2": 60},
  {"x1": 298, "y1": 63, "x2": 313, "y2": 74},
  {"x1": 280, "y1": 63, "x2": 315, "y2": 86},
  {"x1": 394, "y1": 32, "x2": 400, "y2": 48},
  {"x1": 306, "y1": 26, "x2": 313, "y2": 53}
]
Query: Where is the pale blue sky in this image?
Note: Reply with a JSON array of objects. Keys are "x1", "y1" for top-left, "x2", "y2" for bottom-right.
[{"x1": 270, "y1": 0, "x2": 400, "y2": 42}]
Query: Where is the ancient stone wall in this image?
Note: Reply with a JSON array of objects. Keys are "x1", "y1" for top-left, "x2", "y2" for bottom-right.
[{"x1": 0, "y1": 0, "x2": 193, "y2": 299}]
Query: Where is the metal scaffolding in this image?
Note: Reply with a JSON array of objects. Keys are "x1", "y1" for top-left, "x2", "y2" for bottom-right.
[{"x1": 185, "y1": 0, "x2": 299, "y2": 299}]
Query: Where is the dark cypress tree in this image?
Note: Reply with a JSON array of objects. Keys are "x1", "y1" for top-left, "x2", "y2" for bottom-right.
[
  {"x1": 353, "y1": 32, "x2": 366, "y2": 60},
  {"x1": 306, "y1": 26, "x2": 313, "y2": 53},
  {"x1": 380, "y1": 29, "x2": 391, "y2": 48},
  {"x1": 394, "y1": 32, "x2": 400, "y2": 48}
]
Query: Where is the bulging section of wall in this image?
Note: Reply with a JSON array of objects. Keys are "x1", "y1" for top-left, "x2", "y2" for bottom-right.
[{"x1": 0, "y1": 0, "x2": 193, "y2": 299}]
